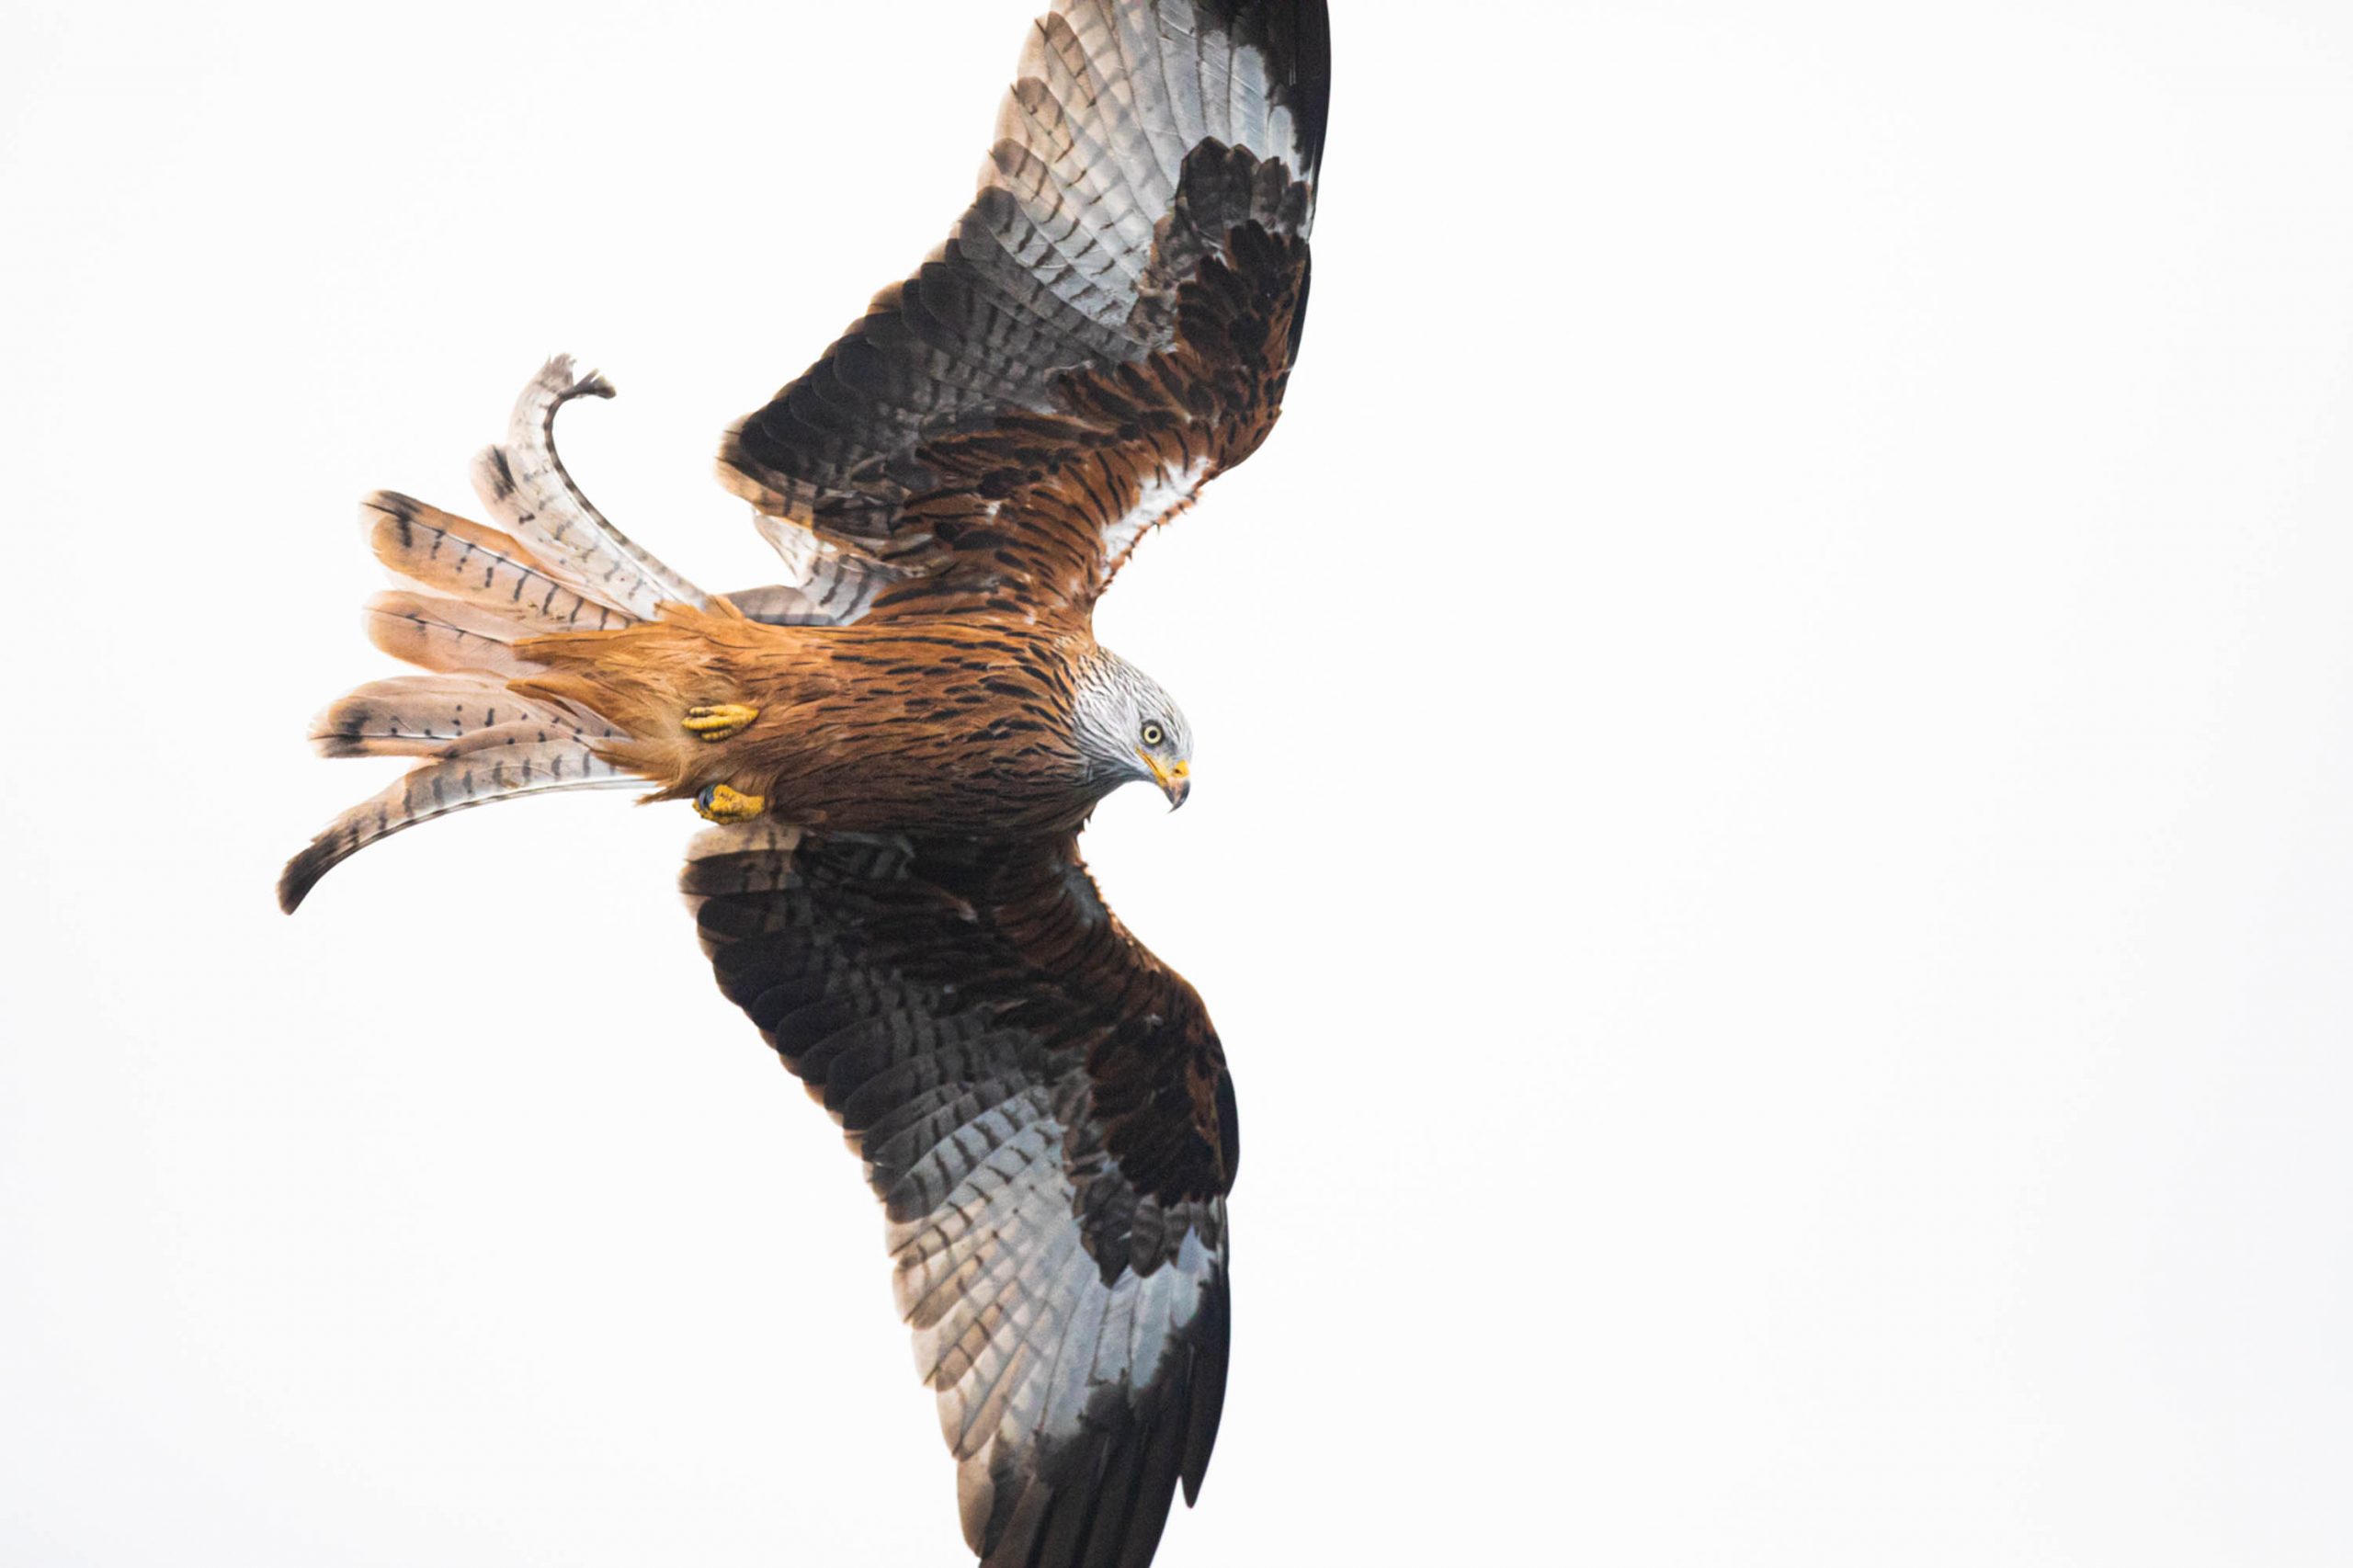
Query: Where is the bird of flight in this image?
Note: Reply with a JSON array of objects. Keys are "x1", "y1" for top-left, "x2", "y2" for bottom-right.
[{"x1": 280, "y1": 2, "x2": 1328, "y2": 1562}]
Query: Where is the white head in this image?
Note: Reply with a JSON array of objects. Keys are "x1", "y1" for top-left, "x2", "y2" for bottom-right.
[{"x1": 1072, "y1": 648, "x2": 1193, "y2": 808}]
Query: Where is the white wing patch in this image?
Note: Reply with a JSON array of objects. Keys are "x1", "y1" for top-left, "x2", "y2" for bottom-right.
[
  {"x1": 1102, "y1": 456, "x2": 1212, "y2": 579},
  {"x1": 886, "y1": 1112, "x2": 1222, "y2": 1552}
]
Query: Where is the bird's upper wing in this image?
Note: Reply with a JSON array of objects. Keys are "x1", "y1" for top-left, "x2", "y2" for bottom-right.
[
  {"x1": 718, "y1": 0, "x2": 1329, "y2": 626},
  {"x1": 683, "y1": 823, "x2": 1237, "y2": 1568}
]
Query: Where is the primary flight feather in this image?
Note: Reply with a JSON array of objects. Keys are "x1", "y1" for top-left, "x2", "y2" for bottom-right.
[{"x1": 281, "y1": 4, "x2": 1329, "y2": 1564}]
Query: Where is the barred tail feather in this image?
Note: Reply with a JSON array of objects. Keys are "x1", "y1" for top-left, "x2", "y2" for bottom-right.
[
  {"x1": 364, "y1": 491, "x2": 635, "y2": 633},
  {"x1": 278, "y1": 727, "x2": 633, "y2": 913},
  {"x1": 469, "y1": 358, "x2": 706, "y2": 620},
  {"x1": 362, "y1": 589, "x2": 555, "y2": 680},
  {"x1": 309, "y1": 675, "x2": 620, "y2": 759},
  {"x1": 284, "y1": 354, "x2": 710, "y2": 915}
]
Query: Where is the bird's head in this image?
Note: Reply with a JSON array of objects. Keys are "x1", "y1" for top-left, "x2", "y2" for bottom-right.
[{"x1": 1074, "y1": 648, "x2": 1192, "y2": 809}]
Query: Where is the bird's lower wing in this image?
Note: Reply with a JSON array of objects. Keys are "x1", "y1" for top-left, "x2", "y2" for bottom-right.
[{"x1": 682, "y1": 824, "x2": 1237, "y2": 1568}]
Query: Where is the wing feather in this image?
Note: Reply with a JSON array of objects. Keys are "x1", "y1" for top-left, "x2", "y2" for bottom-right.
[
  {"x1": 682, "y1": 824, "x2": 1235, "y2": 1567},
  {"x1": 719, "y1": 0, "x2": 1328, "y2": 619}
]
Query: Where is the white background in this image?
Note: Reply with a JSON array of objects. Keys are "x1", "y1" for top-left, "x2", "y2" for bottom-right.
[{"x1": 5, "y1": 1, "x2": 2352, "y2": 1563}]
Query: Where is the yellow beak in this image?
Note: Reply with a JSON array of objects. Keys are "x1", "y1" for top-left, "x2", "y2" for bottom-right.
[{"x1": 1141, "y1": 753, "x2": 1191, "y2": 809}]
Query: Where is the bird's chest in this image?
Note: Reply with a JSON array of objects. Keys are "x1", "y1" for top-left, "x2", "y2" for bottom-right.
[{"x1": 773, "y1": 631, "x2": 1098, "y2": 835}]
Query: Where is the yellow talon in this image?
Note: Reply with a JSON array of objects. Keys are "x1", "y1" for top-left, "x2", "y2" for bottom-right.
[
  {"x1": 693, "y1": 783, "x2": 767, "y2": 824},
  {"x1": 684, "y1": 702, "x2": 761, "y2": 742}
]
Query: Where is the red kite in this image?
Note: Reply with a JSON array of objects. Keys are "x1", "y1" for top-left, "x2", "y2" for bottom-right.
[{"x1": 284, "y1": 4, "x2": 1329, "y2": 1562}]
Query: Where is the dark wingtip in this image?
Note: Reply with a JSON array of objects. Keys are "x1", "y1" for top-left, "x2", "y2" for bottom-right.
[{"x1": 1176, "y1": 1281, "x2": 1233, "y2": 1506}]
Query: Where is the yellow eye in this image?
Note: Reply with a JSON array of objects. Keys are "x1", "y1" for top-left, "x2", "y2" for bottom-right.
[{"x1": 1140, "y1": 722, "x2": 1165, "y2": 747}]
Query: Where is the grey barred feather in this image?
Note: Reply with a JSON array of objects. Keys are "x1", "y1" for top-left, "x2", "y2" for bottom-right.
[
  {"x1": 731, "y1": 514, "x2": 903, "y2": 628},
  {"x1": 277, "y1": 726, "x2": 631, "y2": 912},
  {"x1": 471, "y1": 358, "x2": 704, "y2": 620},
  {"x1": 719, "y1": 584, "x2": 834, "y2": 627}
]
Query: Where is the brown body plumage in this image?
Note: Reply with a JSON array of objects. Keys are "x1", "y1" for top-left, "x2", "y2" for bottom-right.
[
  {"x1": 517, "y1": 604, "x2": 1107, "y2": 837},
  {"x1": 282, "y1": 6, "x2": 1328, "y2": 1566}
]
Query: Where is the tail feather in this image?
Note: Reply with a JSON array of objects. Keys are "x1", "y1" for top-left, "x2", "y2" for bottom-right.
[
  {"x1": 362, "y1": 589, "x2": 555, "y2": 679},
  {"x1": 468, "y1": 358, "x2": 706, "y2": 620},
  {"x1": 278, "y1": 726, "x2": 633, "y2": 913},
  {"x1": 364, "y1": 491, "x2": 635, "y2": 633},
  {"x1": 309, "y1": 675, "x2": 619, "y2": 759},
  {"x1": 285, "y1": 354, "x2": 710, "y2": 914}
]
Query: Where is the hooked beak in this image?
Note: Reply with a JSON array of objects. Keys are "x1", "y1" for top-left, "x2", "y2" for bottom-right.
[{"x1": 1141, "y1": 754, "x2": 1191, "y2": 810}]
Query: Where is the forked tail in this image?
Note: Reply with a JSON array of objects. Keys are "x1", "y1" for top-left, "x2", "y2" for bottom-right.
[{"x1": 278, "y1": 358, "x2": 707, "y2": 913}]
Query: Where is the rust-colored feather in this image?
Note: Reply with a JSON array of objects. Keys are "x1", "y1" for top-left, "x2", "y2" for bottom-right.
[
  {"x1": 363, "y1": 491, "x2": 633, "y2": 633},
  {"x1": 514, "y1": 601, "x2": 1097, "y2": 835},
  {"x1": 308, "y1": 674, "x2": 605, "y2": 759}
]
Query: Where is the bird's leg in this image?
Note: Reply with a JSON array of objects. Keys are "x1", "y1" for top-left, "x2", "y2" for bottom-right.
[
  {"x1": 683, "y1": 702, "x2": 760, "y2": 742},
  {"x1": 681, "y1": 699, "x2": 765, "y2": 818},
  {"x1": 693, "y1": 783, "x2": 767, "y2": 824}
]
